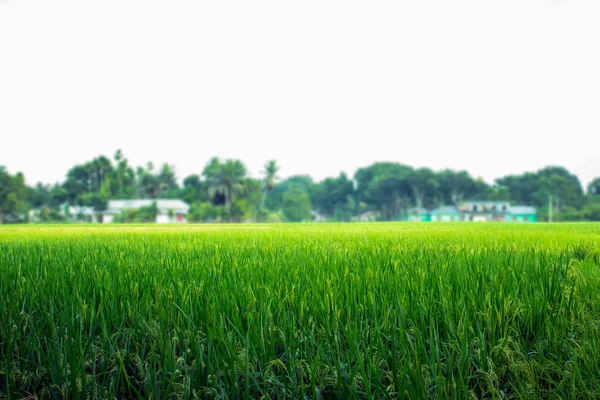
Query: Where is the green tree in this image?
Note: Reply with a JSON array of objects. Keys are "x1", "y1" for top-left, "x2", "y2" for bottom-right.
[
  {"x1": 496, "y1": 172, "x2": 538, "y2": 205},
  {"x1": 0, "y1": 167, "x2": 29, "y2": 223},
  {"x1": 111, "y1": 150, "x2": 136, "y2": 199},
  {"x1": 265, "y1": 175, "x2": 314, "y2": 211},
  {"x1": 243, "y1": 178, "x2": 264, "y2": 222},
  {"x1": 533, "y1": 166, "x2": 584, "y2": 211},
  {"x1": 587, "y1": 177, "x2": 600, "y2": 196},
  {"x1": 582, "y1": 202, "x2": 600, "y2": 221},
  {"x1": 77, "y1": 192, "x2": 109, "y2": 212},
  {"x1": 157, "y1": 163, "x2": 179, "y2": 198},
  {"x1": 437, "y1": 169, "x2": 480, "y2": 207},
  {"x1": 282, "y1": 188, "x2": 312, "y2": 222},
  {"x1": 28, "y1": 183, "x2": 52, "y2": 210},
  {"x1": 136, "y1": 163, "x2": 161, "y2": 199},
  {"x1": 63, "y1": 156, "x2": 114, "y2": 204},
  {"x1": 205, "y1": 159, "x2": 247, "y2": 220},
  {"x1": 261, "y1": 160, "x2": 280, "y2": 212},
  {"x1": 407, "y1": 168, "x2": 440, "y2": 209},
  {"x1": 497, "y1": 166, "x2": 584, "y2": 212},
  {"x1": 180, "y1": 174, "x2": 206, "y2": 204},
  {"x1": 355, "y1": 163, "x2": 413, "y2": 220},
  {"x1": 310, "y1": 172, "x2": 355, "y2": 218},
  {"x1": 486, "y1": 185, "x2": 511, "y2": 201},
  {"x1": 263, "y1": 160, "x2": 279, "y2": 192}
]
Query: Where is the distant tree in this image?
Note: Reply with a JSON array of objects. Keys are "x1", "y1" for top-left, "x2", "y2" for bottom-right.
[
  {"x1": 136, "y1": 163, "x2": 161, "y2": 199},
  {"x1": 157, "y1": 163, "x2": 179, "y2": 198},
  {"x1": 407, "y1": 168, "x2": 440, "y2": 209},
  {"x1": 27, "y1": 183, "x2": 48, "y2": 209},
  {"x1": 111, "y1": 150, "x2": 136, "y2": 199},
  {"x1": 263, "y1": 160, "x2": 279, "y2": 192},
  {"x1": 0, "y1": 167, "x2": 28, "y2": 223},
  {"x1": 77, "y1": 192, "x2": 109, "y2": 211},
  {"x1": 310, "y1": 172, "x2": 355, "y2": 218},
  {"x1": 532, "y1": 167, "x2": 584, "y2": 211},
  {"x1": 587, "y1": 177, "x2": 600, "y2": 196},
  {"x1": 63, "y1": 156, "x2": 114, "y2": 204},
  {"x1": 180, "y1": 174, "x2": 206, "y2": 204},
  {"x1": 354, "y1": 163, "x2": 413, "y2": 220},
  {"x1": 261, "y1": 160, "x2": 280, "y2": 212},
  {"x1": 202, "y1": 157, "x2": 222, "y2": 182},
  {"x1": 114, "y1": 149, "x2": 124, "y2": 194},
  {"x1": 486, "y1": 185, "x2": 511, "y2": 201},
  {"x1": 49, "y1": 184, "x2": 69, "y2": 209},
  {"x1": 497, "y1": 166, "x2": 584, "y2": 211},
  {"x1": 0, "y1": 167, "x2": 14, "y2": 223},
  {"x1": 282, "y1": 188, "x2": 312, "y2": 222},
  {"x1": 436, "y1": 170, "x2": 480, "y2": 207},
  {"x1": 495, "y1": 172, "x2": 538, "y2": 205},
  {"x1": 205, "y1": 159, "x2": 247, "y2": 220},
  {"x1": 265, "y1": 175, "x2": 314, "y2": 211},
  {"x1": 582, "y1": 202, "x2": 600, "y2": 221},
  {"x1": 244, "y1": 177, "x2": 264, "y2": 222}
]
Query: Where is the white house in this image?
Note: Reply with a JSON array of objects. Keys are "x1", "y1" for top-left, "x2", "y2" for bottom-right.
[
  {"x1": 102, "y1": 199, "x2": 190, "y2": 223},
  {"x1": 311, "y1": 210, "x2": 328, "y2": 222},
  {"x1": 352, "y1": 210, "x2": 380, "y2": 222},
  {"x1": 60, "y1": 204, "x2": 98, "y2": 223}
]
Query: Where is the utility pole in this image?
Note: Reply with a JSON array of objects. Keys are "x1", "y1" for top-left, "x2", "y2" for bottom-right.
[{"x1": 548, "y1": 195, "x2": 553, "y2": 223}]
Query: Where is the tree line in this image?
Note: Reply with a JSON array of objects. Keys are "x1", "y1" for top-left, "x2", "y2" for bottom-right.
[{"x1": 1, "y1": 150, "x2": 600, "y2": 223}]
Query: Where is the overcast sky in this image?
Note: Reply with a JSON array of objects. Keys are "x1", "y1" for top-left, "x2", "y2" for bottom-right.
[{"x1": 1, "y1": 0, "x2": 599, "y2": 189}]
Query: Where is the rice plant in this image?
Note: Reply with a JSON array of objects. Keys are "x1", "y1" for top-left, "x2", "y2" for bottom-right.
[{"x1": 1, "y1": 223, "x2": 599, "y2": 399}]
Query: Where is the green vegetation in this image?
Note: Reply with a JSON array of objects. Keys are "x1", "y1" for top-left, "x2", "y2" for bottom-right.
[
  {"x1": 1, "y1": 223, "x2": 600, "y2": 398},
  {"x1": 2, "y1": 149, "x2": 600, "y2": 224},
  {"x1": 282, "y1": 189, "x2": 312, "y2": 222},
  {"x1": 113, "y1": 202, "x2": 159, "y2": 223}
]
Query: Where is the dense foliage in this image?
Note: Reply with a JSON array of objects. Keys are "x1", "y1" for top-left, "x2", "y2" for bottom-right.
[
  {"x1": 1, "y1": 149, "x2": 600, "y2": 223},
  {"x1": 1, "y1": 224, "x2": 600, "y2": 398}
]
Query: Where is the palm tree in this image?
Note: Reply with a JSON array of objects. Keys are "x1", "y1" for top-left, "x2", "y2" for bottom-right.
[
  {"x1": 263, "y1": 160, "x2": 279, "y2": 191},
  {"x1": 261, "y1": 160, "x2": 279, "y2": 211},
  {"x1": 136, "y1": 163, "x2": 160, "y2": 199},
  {"x1": 207, "y1": 159, "x2": 247, "y2": 220},
  {"x1": 158, "y1": 163, "x2": 178, "y2": 196},
  {"x1": 202, "y1": 157, "x2": 221, "y2": 181}
]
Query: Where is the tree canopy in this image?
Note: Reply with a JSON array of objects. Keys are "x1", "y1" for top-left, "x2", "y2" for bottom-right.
[{"x1": 1, "y1": 150, "x2": 597, "y2": 223}]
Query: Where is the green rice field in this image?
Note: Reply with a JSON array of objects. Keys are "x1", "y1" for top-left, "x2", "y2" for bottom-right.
[{"x1": 1, "y1": 223, "x2": 600, "y2": 399}]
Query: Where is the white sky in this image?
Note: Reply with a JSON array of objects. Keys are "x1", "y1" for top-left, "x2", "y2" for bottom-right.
[{"x1": 1, "y1": 0, "x2": 599, "y2": 189}]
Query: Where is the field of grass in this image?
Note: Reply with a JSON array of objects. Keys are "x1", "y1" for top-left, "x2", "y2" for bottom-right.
[{"x1": 1, "y1": 223, "x2": 600, "y2": 399}]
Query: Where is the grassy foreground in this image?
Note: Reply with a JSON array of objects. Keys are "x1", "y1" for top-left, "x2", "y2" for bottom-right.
[{"x1": 1, "y1": 223, "x2": 600, "y2": 399}]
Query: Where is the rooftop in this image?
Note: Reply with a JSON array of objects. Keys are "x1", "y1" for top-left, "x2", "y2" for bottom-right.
[
  {"x1": 106, "y1": 199, "x2": 190, "y2": 214},
  {"x1": 509, "y1": 206, "x2": 537, "y2": 215},
  {"x1": 430, "y1": 205, "x2": 459, "y2": 214}
]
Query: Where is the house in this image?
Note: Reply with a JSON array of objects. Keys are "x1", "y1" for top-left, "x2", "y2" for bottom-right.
[
  {"x1": 507, "y1": 206, "x2": 537, "y2": 222},
  {"x1": 430, "y1": 206, "x2": 460, "y2": 222},
  {"x1": 311, "y1": 210, "x2": 328, "y2": 222},
  {"x1": 353, "y1": 210, "x2": 380, "y2": 222},
  {"x1": 407, "y1": 208, "x2": 431, "y2": 222},
  {"x1": 459, "y1": 201, "x2": 537, "y2": 222},
  {"x1": 61, "y1": 204, "x2": 98, "y2": 223},
  {"x1": 460, "y1": 201, "x2": 511, "y2": 222},
  {"x1": 102, "y1": 199, "x2": 190, "y2": 223}
]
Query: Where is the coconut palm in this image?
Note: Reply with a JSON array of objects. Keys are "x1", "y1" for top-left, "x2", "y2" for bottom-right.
[
  {"x1": 261, "y1": 160, "x2": 279, "y2": 212},
  {"x1": 158, "y1": 163, "x2": 178, "y2": 196},
  {"x1": 207, "y1": 159, "x2": 247, "y2": 220},
  {"x1": 263, "y1": 160, "x2": 279, "y2": 192}
]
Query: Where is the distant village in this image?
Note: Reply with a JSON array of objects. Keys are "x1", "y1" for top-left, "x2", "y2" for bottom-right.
[
  {"x1": 408, "y1": 202, "x2": 536, "y2": 223},
  {"x1": 51, "y1": 199, "x2": 537, "y2": 224},
  {"x1": 5, "y1": 151, "x2": 599, "y2": 224}
]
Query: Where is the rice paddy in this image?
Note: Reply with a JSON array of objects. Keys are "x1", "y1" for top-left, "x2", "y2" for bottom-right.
[{"x1": 1, "y1": 223, "x2": 600, "y2": 399}]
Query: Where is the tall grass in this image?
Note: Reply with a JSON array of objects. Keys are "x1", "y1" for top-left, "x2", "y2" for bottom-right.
[{"x1": 1, "y1": 223, "x2": 600, "y2": 399}]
